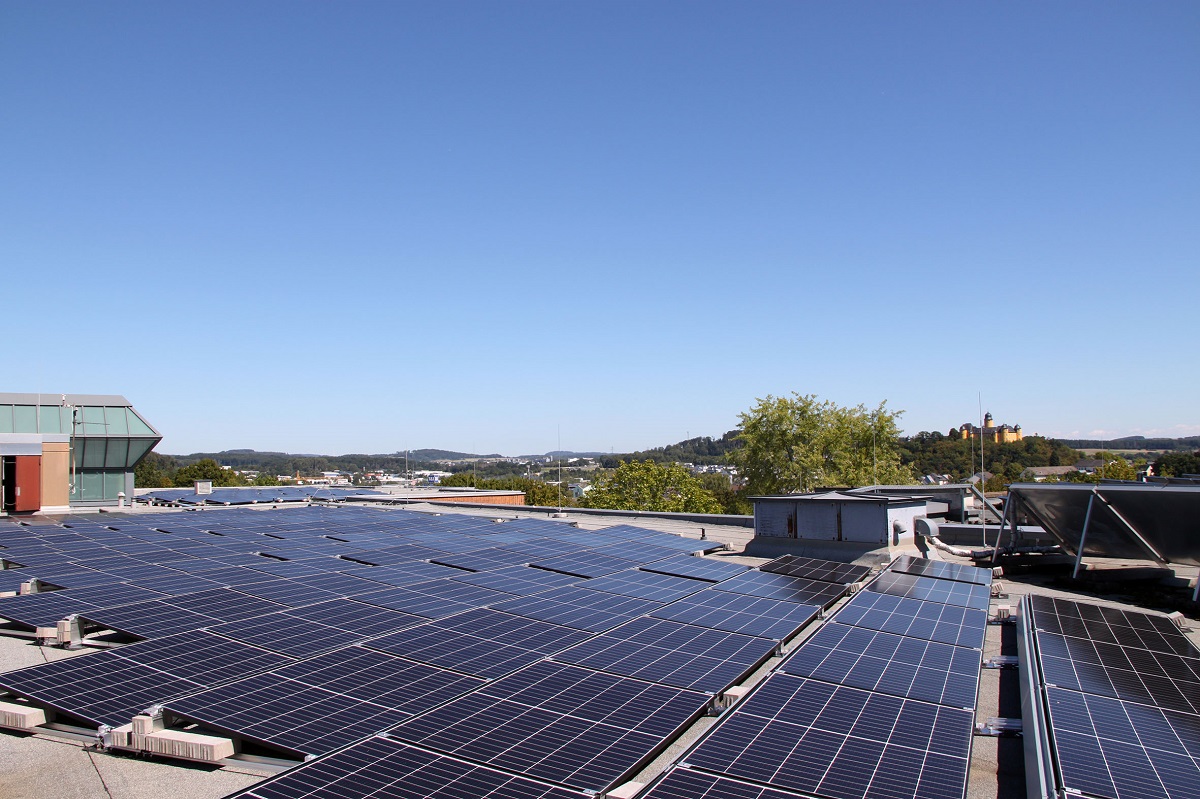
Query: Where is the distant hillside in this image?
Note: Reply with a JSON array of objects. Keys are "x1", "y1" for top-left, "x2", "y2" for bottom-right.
[
  {"x1": 162, "y1": 450, "x2": 456, "y2": 475},
  {"x1": 600, "y1": 431, "x2": 743, "y2": 468},
  {"x1": 1058, "y1": 435, "x2": 1200, "y2": 452},
  {"x1": 408, "y1": 449, "x2": 504, "y2": 461}
]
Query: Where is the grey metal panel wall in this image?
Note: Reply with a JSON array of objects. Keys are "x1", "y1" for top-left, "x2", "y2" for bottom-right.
[
  {"x1": 755, "y1": 502, "x2": 794, "y2": 538},
  {"x1": 796, "y1": 502, "x2": 837, "y2": 540},
  {"x1": 841, "y1": 502, "x2": 885, "y2": 543}
]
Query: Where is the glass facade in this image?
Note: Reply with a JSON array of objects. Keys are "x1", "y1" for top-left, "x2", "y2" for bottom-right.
[{"x1": 0, "y1": 400, "x2": 161, "y2": 506}]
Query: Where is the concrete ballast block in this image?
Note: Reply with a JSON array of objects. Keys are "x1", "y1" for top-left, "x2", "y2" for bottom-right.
[
  {"x1": 0, "y1": 700, "x2": 47, "y2": 729},
  {"x1": 141, "y1": 729, "x2": 235, "y2": 761},
  {"x1": 133, "y1": 714, "x2": 164, "y2": 735},
  {"x1": 107, "y1": 723, "x2": 134, "y2": 748}
]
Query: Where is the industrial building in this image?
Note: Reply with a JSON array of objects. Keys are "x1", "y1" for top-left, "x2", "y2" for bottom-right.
[{"x1": 0, "y1": 394, "x2": 161, "y2": 513}]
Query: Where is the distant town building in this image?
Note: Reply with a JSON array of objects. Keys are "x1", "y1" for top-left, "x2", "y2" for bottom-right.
[{"x1": 951, "y1": 412, "x2": 1023, "y2": 444}]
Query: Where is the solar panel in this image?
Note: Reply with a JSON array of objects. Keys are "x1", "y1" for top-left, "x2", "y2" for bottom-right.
[
  {"x1": 593, "y1": 541, "x2": 683, "y2": 564},
  {"x1": 713, "y1": 570, "x2": 847, "y2": 608},
  {"x1": 110, "y1": 629, "x2": 292, "y2": 684},
  {"x1": 529, "y1": 551, "x2": 642, "y2": 578},
  {"x1": 226, "y1": 577, "x2": 344, "y2": 608},
  {"x1": 168, "y1": 587, "x2": 287, "y2": 622},
  {"x1": 1029, "y1": 594, "x2": 1198, "y2": 656},
  {"x1": 337, "y1": 560, "x2": 463, "y2": 587},
  {"x1": 473, "y1": 661, "x2": 712, "y2": 735},
  {"x1": 430, "y1": 548, "x2": 533, "y2": 572},
  {"x1": 1045, "y1": 686, "x2": 1200, "y2": 799},
  {"x1": 579, "y1": 569, "x2": 709, "y2": 603},
  {"x1": 453, "y1": 565, "x2": 581, "y2": 596},
  {"x1": 781, "y1": 622, "x2": 982, "y2": 708},
  {"x1": 0, "y1": 653, "x2": 201, "y2": 727},
  {"x1": 388, "y1": 664, "x2": 710, "y2": 793},
  {"x1": 493, "y1": 587, "x2": 662, "y2": 632},
  {"x1": 555, "y1": 617, "x2": 777, "y2": 693},
  {"x1": 365, "y1": 609, "x2": 590, "y2": 678},
  {"x1": 639, "y1": 554, "x2": 750, "y2": 582},
  {"x1": 404, "y1": 578, "x2": 514, "y2": 608},
  {"x1": 504, "y1": 538, "x2": 584, "y2": 559},
  {"x1": 268, "y1": 646, "x2": 483, "y2": 714},
  {"x1": 351, "y1": 585, "x2": 481, "y2": 618},
  {"x1": 123, "y1": 571, "x2": 226, "y2": 596},
  {"x1": 684, "y1": 674, "x2": 974, "y2": 799},
  {"x1": 866, "y1": 571, "x2": 992, "y2": 611},
  {"x1": 292, "y1": 572, "x2": 395, "y2": 595},
  {"x1": 81, "y1": 599, "x2": 220, "y2": 639},
  {"x1": 834, "y1": 590, "x2": 988, "y2": 650},
  {"x1": 226, "y1": 736, "x2": 590, "y2": 799},
  {"x1": 163, "y1": 673, "x2": 409, "y2": 757},
  {"x1": 208, "y1": 611, "x2": 357, "y2": 658},
  {"x1": 889, "y1": 555, "x2": 993, "y2": 586},
  {"x1": 0, "y1": 630, "x2": 287, "y2": 731},
  {"x1": 759, "y1": 555, "x2": 871, "y2": 584},
  {"x1": 642, "y1": 768, "x2": 815, "y2": 799},
  {"x1": 649, "y1": 590, "x2": 819, "y2": 641},
  {"x1": 1036, "y1": 631, "x2": 1200, "y2": 715}
]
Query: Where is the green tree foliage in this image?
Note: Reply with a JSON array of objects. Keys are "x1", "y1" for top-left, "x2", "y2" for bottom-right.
[
  {"x1": 580, "y1": 460, "x2": 722, "y2": 513},
  {"x1": 172, "y1": 459, "x2": 246, "y2": 487},
  {"x1": 253, "y1": 472, "x2": 281, "y2": 486},
  {"x1": 133, "y1": 451, "x2": 176, "y2": 488},
  {"x1": 1154, "y1": 450, "x2": 1200, "y2": 477},
  {"x1": 599, "y1": 431, "x2": 743, "y2": 468},
  {"x1": 437, "y1": 473, "x2": 573, "y2": 507},
  {"x1": 1045, "y1": 453, "x2": 1140, "y2": 483},
  {"x1": 696, "y1": 472, "x2": 752, "y2": 515},
  {"x1": 730, "y1": 394, "x2": 914, "y2": 495},
  {"x1": 899, "y1": 432, "x2": 1081, "y2": 485}
]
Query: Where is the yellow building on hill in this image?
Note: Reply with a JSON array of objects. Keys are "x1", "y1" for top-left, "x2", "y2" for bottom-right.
[{"x1": 951, "y1": 412, "x2": 1023, "y2": 444}]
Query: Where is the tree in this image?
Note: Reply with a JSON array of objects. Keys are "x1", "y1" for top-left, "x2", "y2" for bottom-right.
[
  {"x1": 697, "y1": 472, "x2": 752, "y2": 515},
  {"x1": 434, "y1": 473, "x2": 573, "y2": 507},
  {"x1": 134, "y1": 451, "x2": 176, "y2": 488},
  {"x1": 173, "y1": 459, "x2": 245, "y2": 487},
  {"x1": 1155, "y1": 450, "x2": 1200, "y2": 477},
  {"x1": 253, "y1": 472, "x2": 281, "y2": 486},
  {"x1": 730, "y1": 394, "x2": 914, "y2": 495},
  {"x1": 580, "y1": 460, "x2": 722, "y2": 513}
]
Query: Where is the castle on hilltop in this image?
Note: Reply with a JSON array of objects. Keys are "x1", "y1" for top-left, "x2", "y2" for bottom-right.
[{"x1": 952, "y1": 412, "x2": 1024, "y2": 444}]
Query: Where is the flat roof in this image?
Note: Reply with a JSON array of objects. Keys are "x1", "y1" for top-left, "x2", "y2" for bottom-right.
[{"x1": 0, "y1": 393, "x2": 133, "y2": 406}]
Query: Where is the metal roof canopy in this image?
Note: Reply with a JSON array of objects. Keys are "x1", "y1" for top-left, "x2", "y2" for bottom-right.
[
  {"x1": 750, "y1": 491, "x2": 927, "y2": 506},
  {"x1": 1006, "y1": 482, "x2": 1200, "y2": 567}
]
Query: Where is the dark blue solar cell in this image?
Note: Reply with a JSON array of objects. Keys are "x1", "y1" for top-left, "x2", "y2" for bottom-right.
[
  {"x1": 639, "y1": 554, "x2": 750, "y2": 582},
  {"x1": 714, "y1": 570, "x2": 847, "y2": 607},
  {"x1": 835, "y1": 590, "x2": 988, "y2": 650},
  {"x1": 223, "y1": 736, "x2": 590, "y2": 799},
  {"x1": 650, "y1": 589, "x2": 819, "y2": 640},
  {"x1": 782, "y1": 622, "x2": 982, "y2": 708}
]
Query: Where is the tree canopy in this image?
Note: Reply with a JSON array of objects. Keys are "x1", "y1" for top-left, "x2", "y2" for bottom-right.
[
  {"x1": 437, "y1": 473, "x2": 573, "y2": 508},
  {"x1": 729, "y1": 394, "x2": 914, "y2": 495},
  {"x1": 172, "y1": 458, "x2": 246, "y2": 487},
  {"x1": 579, "y1": 460, "x2": 722, "y2": 513},
  {"x1": 1154, "y1": 450, "x2": 1200, "y2": 478}
]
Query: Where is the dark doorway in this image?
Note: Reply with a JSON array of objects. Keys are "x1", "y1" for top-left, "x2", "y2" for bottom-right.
[{"x1": 1, "y1": 456, "x2": 14, "y2": 513}]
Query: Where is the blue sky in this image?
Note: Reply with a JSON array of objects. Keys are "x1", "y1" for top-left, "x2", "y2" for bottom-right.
[{"x1": 4, "y1": 2, "x2": 1197, "y2": 455}]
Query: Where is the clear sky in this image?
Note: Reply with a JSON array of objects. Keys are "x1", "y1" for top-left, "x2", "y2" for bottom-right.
[{"x1": 4, "y1": 2, "x2": 1197, "y2": 456}]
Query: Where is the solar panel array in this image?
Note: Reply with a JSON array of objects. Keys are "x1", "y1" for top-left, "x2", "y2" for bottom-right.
[
  {"x1": 759, "y1": 554, "x2": 871, "y2": 584},
  {"x1": 646, "y1": 554, "x2": 991, "y2": 799},
  {"x1": 3, "y1": 511, "x2": 998, "y2": 799},
  {"x1": 0, "y1": 505, "x2": 867, "y2": 798},
  {"x1": 1024, "y1": 593, "x2": 1200, "y2": 799}
]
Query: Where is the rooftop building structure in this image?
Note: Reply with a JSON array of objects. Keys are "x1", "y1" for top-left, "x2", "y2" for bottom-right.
[{"x1": 0, "y1": 393, "x2": 160, "y2": 513}]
